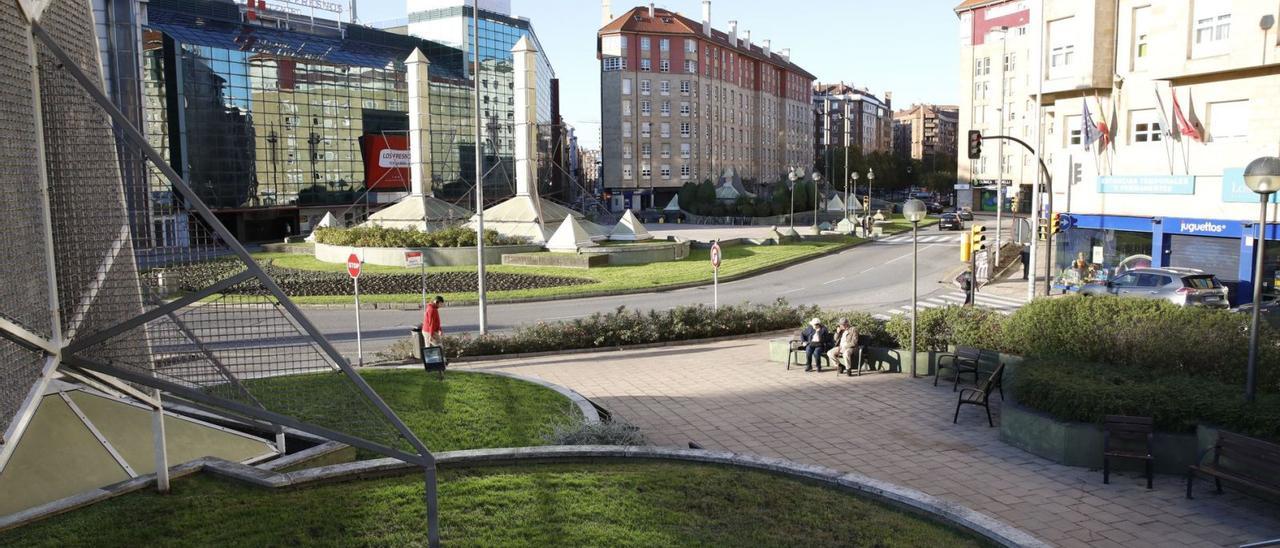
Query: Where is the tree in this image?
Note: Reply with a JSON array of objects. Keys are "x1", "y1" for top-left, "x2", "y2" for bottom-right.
[{"x1": 677, "y1": 182, "x2": 698, "y2": 211}]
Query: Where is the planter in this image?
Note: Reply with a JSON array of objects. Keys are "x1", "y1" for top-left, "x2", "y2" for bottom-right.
[
  {"x1": 999, "y1": 399, "x2": 1200, "y2": 474},
  {"x1": 501, "y1": 253, "x2": 609, "y2": 269},
  {"x1": 577, "y1": 240, "x2": 690, "y2": 265},
  {"x1": 315, "y1": 242, "x2": 543, "y2": 267}
]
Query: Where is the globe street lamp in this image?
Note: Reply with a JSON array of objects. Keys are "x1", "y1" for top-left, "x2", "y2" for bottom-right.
[
  {"x1": 1243, "y1": 156, "x2": 1280, "y2": 402},
  {"x1": 865, "y1": 168, "x2": 876, "y2": 235},
  {"x1": 811, "y1": 170, "x2": 824, "y2": 234},
  {"x1": 903, "y1": 198, "x2": 928, "y2": 378},
  {"x1": 850, "y1": 171, "x2": 860, "y2": 233},
  {"x1": 788, "y1": 167, "x2": 803, "y2": 232}
]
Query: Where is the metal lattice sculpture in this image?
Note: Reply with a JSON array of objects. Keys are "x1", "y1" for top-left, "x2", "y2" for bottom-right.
[{"x1": 0, "y1": 1, "x2": 438, "y2": 543}]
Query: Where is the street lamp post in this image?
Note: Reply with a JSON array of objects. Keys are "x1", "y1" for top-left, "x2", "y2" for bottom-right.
[
  {"x1": 903, "y1": 198, "x2": 927, "y2": 379},
  {"x1": 811, "y1": 171, "x2": 823, "y2": 234},
  {"x1": 788, "y1": 167, "x2": 802, "y2": 231},
  {"x1": 866, "y1": 168, "x2": 876, "y2": 234},
  {"x1": 1243, "y1": 156, "x2": 1280, "y2": 402},
  {"x1": 850, "y1": 171, "x2": 860, "y2": 233}
]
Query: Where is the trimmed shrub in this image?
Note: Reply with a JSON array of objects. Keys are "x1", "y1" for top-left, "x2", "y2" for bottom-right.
[
  {"x1": 884, "y1": 305, "x2": 1009, "y2": 353},
  {"x1": 314, "y1": 226, "x2": 523, "y2": 247},
  {"x1": 437, "y1": 299, "x2": 817, "y2": 359},
  {"x1": 545, "y1": 418, "x2": 647, "y2": 446},
  {"x1": 1012, "y1": 356, "x2": 1280, "y2": 441},
  {"x1": 1004, "y1": 296, "x2": 1280, "y2": 391}
]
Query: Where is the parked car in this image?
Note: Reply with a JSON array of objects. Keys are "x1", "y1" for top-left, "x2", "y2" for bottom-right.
[
  {"x1": 927, "y1": 202, "x2": 944, "y2": 214},
  {"x1": 956, "y1": 208, "x2": 974, "y2": 221},
  {"x1": 1078, "y1": 267, "x2": 1229, "y2": 309},
  {"x1": 937, "y1": 213, "x2": 964, "y2": 231},
  {"x1": 1234, "y1": 295, "x2": 1280, "y2": 327}
]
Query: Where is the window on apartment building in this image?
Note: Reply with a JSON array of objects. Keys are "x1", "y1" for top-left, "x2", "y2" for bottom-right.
[
  {"x1": 640, "y1": 100, "x2": 651, "y2": 115},
  {"x1": 1129, "y1": 109, "x2": 1163, "y2": 143},
  {"x1": 622, "y1": 78, "x2": 632, "y2": 95},
  {"x1": 1193, "y1": 1, "x2": 1231, "y2": 57},
  {"x1": 661, "y1": 165, "x2": 671, "y2": 179},
  {"x1": 659, "y1": 81, "x2": 670, "y2": 95},
  {"x1": 622, "y1": 100, "x2": 632, "y2": 115},
  {"x1": 640, "y1": 58, "x2": 651, "y2": 71},
  {"x1": 660, "y1": 38, "x2": 669, "y2": 52},
  {"x1": 1048, "y1": 17, "x2": 1075, "y2": 77},
  {"x1": 680, "y1": 80, "x2": 691, "y2": 95},
  {"x1": 685, "y1": 39, "x2": 696, "y2": 53},
  {"x1": 681, "y1": 164, "x2": 691, "y2": 179},
  {"x1": 684, "y1": 60, "x2": 697, "y2": 73},
  {"x1": 661, "y1": 101, "x2": 671, "y2": 116},
  {"x1": 680, "y1": 143, "x2": 691, "y2": 158},
  {"x1": 661, "y1": 123, "x2": 671, "y2": 138},
  {"x1": 603, "y1": 57, "x2": 623, "y2": 71},
  {"x1": 1064, "y1": 114, "x2": 1082, "y2": 145},
  {"x1": 680, "y1": 102, "x2": 690, "y2": 116},
  {"x1": 623, "y1": 164, "x2": 633, "y2": 179},
  {"x1": 1005, "y1": 76, "x2": 1016, "y2": 97},
  {"x1": 1003, "y1": 52, "x2": 1015, "y2": 72},
  {"x1": 973, "y1": 81, "x2": 986, "y2": 101},
  {"x1": 1208, "y1": 100, "x2": 1248, "y2": 142},
  {"x1": 660, "y1": 143, "x2": 671, "y2": 158},
  {"x1": 623, "y1": 143, "x2": 633, "y2": 159},
  {"x1": 640, "y1": 37, "x2": 651, "y2": 51},
  {"x1": 1007, "y1": 103, "x2": 1015, "y2": 122},
  {"x1": 680, "y1": 122, "x2": 691, "y2": 137},
  {"x1": 623, "y1": 121, "x2": 632, "y2": 137},
  {"x1": 640, "y1": 79, "x2": 651, "y2": 94},
  {"x1": 1131, "y1": 5, "x2": 1151, "y2": 70},
  {"x1": 641, "y1": 122, "x2": 651, "y2": 137},
  {"x1": 660, "y1": 60, "x2": 670, "y2": 73},
  {"x1": 641, "y1": 163, "x2": 651, "y2": 178},
  {"x1": 974, "y1": 57, "x2": 990, "y2": 77},
  {"x1": 641, "y1": 142, "x2": 651, "y2": 157}
]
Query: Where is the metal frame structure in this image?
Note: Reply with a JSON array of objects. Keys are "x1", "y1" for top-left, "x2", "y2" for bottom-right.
[{"x1": 0, "y1": 1, "x2": 440, "y2": 544}]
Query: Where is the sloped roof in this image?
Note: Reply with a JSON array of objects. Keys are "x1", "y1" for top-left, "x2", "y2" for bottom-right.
[
  {"x1": 600, "y1": 6, "x2": 815, "y2": 79},
  {"x1": 954, "y1": 0, "x2": 1003, "y2": 14},
  {"x1": 359, "y1": 196, "x2": 471, "y2": 231}
]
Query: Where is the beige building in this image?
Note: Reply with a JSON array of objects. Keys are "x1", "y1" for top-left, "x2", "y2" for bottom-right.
[
  {"x1": 893, "y1": 104, "x2": 959, "y2": 161},
  {"x1": 597, "y1": 2, "x2": 816, "y2": 211}
]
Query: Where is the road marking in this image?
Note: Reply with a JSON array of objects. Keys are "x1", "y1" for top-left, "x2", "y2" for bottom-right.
[
  {"x1": 822, "y1": 277, "x2": 846, "y2": 285},
  {"x1": 781, "y1": 287, "x2": 804, "y2": 294}
]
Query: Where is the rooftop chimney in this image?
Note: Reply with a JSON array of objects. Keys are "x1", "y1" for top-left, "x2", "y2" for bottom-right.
[
  {"x1": 648, "y1": 2, "x2": 655, "y2": 17},
  {"x1": 742, "y1": 30, "x2": 750, "y2": 48},
  {"x1": 701, "y1": 0, "x2": 711, "y2": 36},
  {"x1": 781, "y1": 48, "x2": 790, "y2": 62},
  {"x1": 602, "y1": 0, "x2": 612, "y2": 26},
  {"x1": 762, "y1": 39, "x2": 771, "y2": 57},
  {"x1": 728, "y1": 20, "x2": 737, "y2": 47}
]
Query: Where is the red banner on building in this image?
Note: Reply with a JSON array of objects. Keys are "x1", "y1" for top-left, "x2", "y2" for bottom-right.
[{"x1": 361, "y1": 134, "x2": 411, "y2": 190}]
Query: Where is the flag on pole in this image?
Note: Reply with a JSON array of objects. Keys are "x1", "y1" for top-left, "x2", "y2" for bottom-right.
[
  {"x1": 1093, "y1": 94, "x2": 1111, "y2": 151},
  {"x1": 1081, "y1": 99, "x2": 1102, "y2": 150},
  {"x1": 1153, "y1": 87, "x2": 1178, "y2": 142},
  {"x1": 1172, "y1": 89, "x2": 1203, "y2": 142}
]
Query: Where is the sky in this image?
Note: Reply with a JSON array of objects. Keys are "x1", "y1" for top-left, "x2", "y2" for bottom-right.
[{"x1": 358, "y1": 0, "x2": 962, "y2": 150}]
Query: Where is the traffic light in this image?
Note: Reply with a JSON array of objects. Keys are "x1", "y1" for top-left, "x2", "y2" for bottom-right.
[
  {"x1": 961, "y1": 232, "x2": 972, "y2": 262},
  {"x1": 1050, "y1": 213, "x2": 1063, "y2": 234},
  {"x1": 970, "y1": 223, "x2": 987, "y2": 254},
  {"x1": 967, "y1": 130, "x2": 983, "y2": 160}
]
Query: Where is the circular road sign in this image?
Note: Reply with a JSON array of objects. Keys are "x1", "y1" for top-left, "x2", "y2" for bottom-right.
[
  {"x1": 710, "y1": 242, "x2": 722, "y2": 269},
  {"x1": 347, "y1": 253, "x2": 362, "y2": 279}
]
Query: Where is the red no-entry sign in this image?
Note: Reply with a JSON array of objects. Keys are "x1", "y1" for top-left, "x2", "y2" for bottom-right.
[
  {"x1": 347, "y1": 253, "x2": 362, "y2": 279},
  {"x1": 710, "y1": 242, "x2": 722, "y2": 269}
]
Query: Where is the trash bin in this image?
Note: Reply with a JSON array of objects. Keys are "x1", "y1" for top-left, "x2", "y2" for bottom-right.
[{"x1": 408, "y1": 328, "x2": 424, "y2": 360}]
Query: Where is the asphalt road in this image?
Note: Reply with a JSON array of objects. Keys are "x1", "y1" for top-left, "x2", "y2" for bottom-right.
[{"x1": 303, "y1": 223, "x2": 988, "y2": 358}]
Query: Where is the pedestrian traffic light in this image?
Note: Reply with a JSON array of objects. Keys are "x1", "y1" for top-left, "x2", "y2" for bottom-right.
[
  {"x1": 967, "y1": 130, "x2": 982, "y2": 160},
  {"x1": 970, "y1": 224, "x2": 987, "y2": 253},
  {"x1": 1050, "y1": 213, "x2": 1063, "y2": 234},
  {"x1": 961, "y1": 232, "x2": 972, "y2": 262},
  {"x1": 1038, "y1": 224, "x2": 1048, "y2": 241}
]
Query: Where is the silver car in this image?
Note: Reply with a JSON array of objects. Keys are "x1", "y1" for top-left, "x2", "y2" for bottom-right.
[{"x1": 1078, "y1": 267, "x2": 1229, "y2": 309}]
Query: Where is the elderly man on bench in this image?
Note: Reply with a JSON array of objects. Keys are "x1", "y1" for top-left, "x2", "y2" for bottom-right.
[
  {"x1": 798, "y1": 318, "x2": 830, "y2": 372},
  {"x1": 826, "y1": 318, "x2": 860, "y2": 375}
]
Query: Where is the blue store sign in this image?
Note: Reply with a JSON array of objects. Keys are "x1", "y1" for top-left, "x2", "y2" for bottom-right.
[
  {"x1": 1161, "y1": 217, "x2": 1244, "y2": 238},
  {"x1": 1098, "y1": 175, "x2": 1195, "y2": 195}
]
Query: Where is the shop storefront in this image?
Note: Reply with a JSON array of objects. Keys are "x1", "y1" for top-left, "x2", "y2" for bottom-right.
[{"x1": 1053, "y1": 214, "x2": 1280, "y2": 305}]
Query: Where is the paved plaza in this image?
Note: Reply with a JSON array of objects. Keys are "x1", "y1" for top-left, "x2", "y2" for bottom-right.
[{"x1": 458, "y1": 337, "x2": 1280, "y2": 547}]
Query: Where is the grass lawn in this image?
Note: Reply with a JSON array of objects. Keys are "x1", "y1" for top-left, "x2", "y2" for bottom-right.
[
  {"x1": 247, "y1": 370, "x2": 575, "y2": 455},
  {"x1": 2, "y1": 462, "x2": 991, "y2": 547},
  {"x1": 259, "y1": 235, "x2": 862, "y2": 304}
]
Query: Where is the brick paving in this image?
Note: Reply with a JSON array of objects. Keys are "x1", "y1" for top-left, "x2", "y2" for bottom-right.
[{"x1": 457, "y1": 337, "x2": 1280, "y2": 547}]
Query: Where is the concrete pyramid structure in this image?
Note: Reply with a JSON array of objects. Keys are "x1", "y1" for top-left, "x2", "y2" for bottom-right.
[
  {"x1": 546, "y1": 215, "x2": 598, "y2": 252},
  {"x1": 609, "y1": 209, "x2": 653, "y2": 241},
  {"x1": 306, "y1": 211, "x2": 341, "y2": 241},
  {"x1": 361, "y1": 196, "x2": 471, "y2": 231},
  {"x1": 663, "y1": 194, "x2": 681, "y2": 212}
]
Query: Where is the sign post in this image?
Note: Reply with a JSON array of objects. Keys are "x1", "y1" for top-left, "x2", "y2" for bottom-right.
[
  {"x1": 710, "y1": 241, "x2": 722, "y2": 310},
  {"x1": 406, "y1": 250, "x2": 425, "y2": 310},
  {"x1": 347, "y1": 253, "x2": 363, "y2": 366}
]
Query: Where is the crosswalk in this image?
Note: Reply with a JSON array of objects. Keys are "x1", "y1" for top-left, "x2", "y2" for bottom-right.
[
  {"x1": 871, "y1": 290, "x2": 1027, "y2": 320},
  {"x1": 876, "y1": 233, "x2": 963, "y2": 245}
]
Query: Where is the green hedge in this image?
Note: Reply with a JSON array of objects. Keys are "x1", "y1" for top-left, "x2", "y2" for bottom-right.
[
  {"x1": 314, "y1": 225, "x2": 523, "y2": 247},
  {"x1": 884, "y1": 306, "x2": 1009, "y2": 353},
  {"x1": 1012, "y1": 356, "x2": 1280, "y2": 441},
  {"x1": 435, "y1": 300, "x2": 817, "y2": 359},
  {"x1": 1003, "y1": 296, "x2": 1280, "y2": 391}
]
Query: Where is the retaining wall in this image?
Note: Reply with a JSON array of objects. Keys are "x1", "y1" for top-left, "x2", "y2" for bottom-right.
[{"x1": 315, "y1": 242, "x2": 543, "y2": 267}]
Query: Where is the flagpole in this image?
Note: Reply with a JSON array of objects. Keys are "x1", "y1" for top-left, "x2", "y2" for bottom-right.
[{"x1": 1029, "y1": 0, "x2": 1045, "y2": 301}]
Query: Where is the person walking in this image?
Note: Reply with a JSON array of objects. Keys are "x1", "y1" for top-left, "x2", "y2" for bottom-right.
[
  {"x1": 1020, "y1": 245, "x2": 1031, "y2": 281},
  {"x1": 961, "y1": 271, "x2": 974, "y2": 306},
  {"x1": 799, "y1": 318, "x2": 829, "y2": 372},
  {"x1": 827, "y1": 318, "x2": 861, "y2": 375},
  {"x1": 421, "y1": 295, "x2": 445, "y2": 346}
]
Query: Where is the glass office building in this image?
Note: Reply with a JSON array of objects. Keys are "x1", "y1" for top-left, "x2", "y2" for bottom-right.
[{"x1": 130, "y1": 0, "x2": 563, "y2": 243}]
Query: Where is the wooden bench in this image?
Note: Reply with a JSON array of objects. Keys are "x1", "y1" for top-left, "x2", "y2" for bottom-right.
[
  {"x1": 1186, "y1": 431, "x2": 1280, "y2": 500},
  {"x1": 953, "y1": 362, "x2": 1005, "y2": 427},
  {"x1": 936, "y1": 346, "x2": 989, "y2": 392},
  {"x1": 1103, "y1": 415, "x2": 1154, "y2": 489}
]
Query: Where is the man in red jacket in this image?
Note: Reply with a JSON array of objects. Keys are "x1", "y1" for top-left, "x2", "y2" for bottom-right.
[{"x1": 422, "y1": 295, "x2": 444, "y2": 346}]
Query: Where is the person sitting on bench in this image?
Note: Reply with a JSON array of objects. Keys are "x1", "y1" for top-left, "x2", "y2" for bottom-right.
[
  {"x1": 827, "y1": 318, "x2": 860, "y2": 374},
  {"x1": 799, "y1": 318, "x2": 829, "y2": 372}
]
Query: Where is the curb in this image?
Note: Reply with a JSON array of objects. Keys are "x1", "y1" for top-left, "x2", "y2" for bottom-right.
[{"x1": 1, "y1": 446, "x2": 1048, "y2": 548}]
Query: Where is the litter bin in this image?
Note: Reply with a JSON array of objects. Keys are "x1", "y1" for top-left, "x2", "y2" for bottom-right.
[{"x1": 408, "y1": 328, "x2": 424, "y2": 360}]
